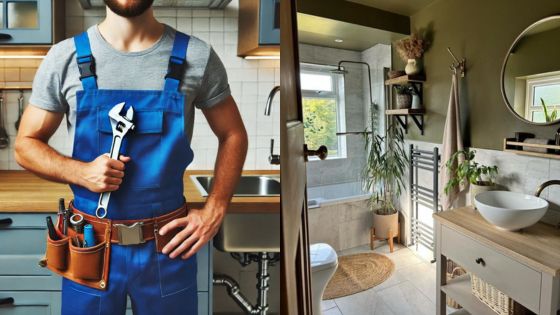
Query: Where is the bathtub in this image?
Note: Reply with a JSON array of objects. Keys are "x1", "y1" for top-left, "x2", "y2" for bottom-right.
[
  {"x1": 306, "y1": 182, "x2": 373, "y2": 251},
  {"x1": 307, "y1": 181, "x2": 371, "y2": 208}
]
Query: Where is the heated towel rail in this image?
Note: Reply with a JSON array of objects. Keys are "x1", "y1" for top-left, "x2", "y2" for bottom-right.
[{"x1": 409, "y1": 145, "x2": 440, "y2": 262}]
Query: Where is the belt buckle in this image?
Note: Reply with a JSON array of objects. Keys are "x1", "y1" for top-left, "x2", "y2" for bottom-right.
[{"x1": 115, "y1": 222, "x2": 145, "y2": 245}]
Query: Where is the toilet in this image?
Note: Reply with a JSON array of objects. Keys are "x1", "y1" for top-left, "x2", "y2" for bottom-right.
[{"x1": 309, "y1": 243, "x2": 338, "y2": 315}]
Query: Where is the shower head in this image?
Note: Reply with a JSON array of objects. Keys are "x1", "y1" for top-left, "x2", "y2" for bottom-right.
[{"x1": 330, "y1": 67, "x2": 347, "y2": 74}]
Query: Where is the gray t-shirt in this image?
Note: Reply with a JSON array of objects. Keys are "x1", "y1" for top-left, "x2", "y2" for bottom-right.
[{"x1": 30, "y1": 24, "x2": 230, "y2": 145}]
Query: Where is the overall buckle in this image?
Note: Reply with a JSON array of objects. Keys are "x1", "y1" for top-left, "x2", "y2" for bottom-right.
[{"x1": 115, "y1": 222, "x2": 145, "y2": 245}]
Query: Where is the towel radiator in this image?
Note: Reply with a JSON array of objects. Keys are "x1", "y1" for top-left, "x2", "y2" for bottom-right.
[{"x1": 409, "y1": 145, "x2": 440, "y2": 262}]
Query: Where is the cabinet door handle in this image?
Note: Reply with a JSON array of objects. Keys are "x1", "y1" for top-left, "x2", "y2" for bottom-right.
[
  {"x1": 0, "y1": 297, "x2": 14, "y2": 306},
  {"x1": 0, "y1": 33, "x2": 13, "y2": 40},
  {"x1": 0, "y1": 218, "x2": 12, "y2": 227},
  {"x1": 475, "y1": 258, "x2": 485, "y2": 266}
]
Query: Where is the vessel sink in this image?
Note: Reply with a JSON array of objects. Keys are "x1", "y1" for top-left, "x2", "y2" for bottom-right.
[
  {"x1": 191, "y1": 175, "x2": 280, "y2": 197},
  {"x1": 474, "y1": 191, "x2": 548, "y2": 231}
]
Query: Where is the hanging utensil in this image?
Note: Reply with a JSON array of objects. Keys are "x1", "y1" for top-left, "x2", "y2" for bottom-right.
[
  {"x1": 14, "y1": 90, "x2": 24, "y2": 131},
  {"x1": 0, "y1": 91, "x2": 9, "y2": 149}
]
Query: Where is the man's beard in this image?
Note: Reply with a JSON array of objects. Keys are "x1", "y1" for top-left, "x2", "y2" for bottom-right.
[{"x1": 103, "y1": 0, "x2": 155, "y2": 17}]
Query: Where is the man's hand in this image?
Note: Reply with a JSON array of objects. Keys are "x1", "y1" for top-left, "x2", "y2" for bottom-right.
[
  {"x1": 80, "y1": 154, "x2": 131, "y2": 193},
  {"x1": 159, "y1": 205, "x2": 225, "y2": 260}
]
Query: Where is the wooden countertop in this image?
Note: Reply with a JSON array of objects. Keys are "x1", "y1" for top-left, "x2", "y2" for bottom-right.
[
  {"x1": 0, "y1": 170, "x2": 280, "y2": 214},
  {"x1": 434, "y1": 207, "x2": 560, "y2": 276}
]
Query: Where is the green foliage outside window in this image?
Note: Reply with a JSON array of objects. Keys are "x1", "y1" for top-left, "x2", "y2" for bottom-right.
[{"x1": 302, "y1": 97, "x2": 339, "y2": 157}]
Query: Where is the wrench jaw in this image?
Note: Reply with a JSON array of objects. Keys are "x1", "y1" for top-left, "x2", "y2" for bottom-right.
[{"x1": 109, "y1": 102, "x2": 135, "y2": 136}]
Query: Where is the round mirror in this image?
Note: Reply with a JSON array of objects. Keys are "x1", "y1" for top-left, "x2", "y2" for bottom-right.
[{"x1": 501, "y1": 16, "x2": 560, "y2": 125}]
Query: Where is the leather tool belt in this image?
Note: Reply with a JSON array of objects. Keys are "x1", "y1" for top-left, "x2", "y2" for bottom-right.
[{"x1": 40, "y1": 202, "x2": 188, "y2": 290}]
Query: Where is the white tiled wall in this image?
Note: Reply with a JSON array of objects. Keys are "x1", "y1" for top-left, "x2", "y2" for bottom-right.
[{"x1": 0, "y1": 0, "x2": 280, "y2": 171}]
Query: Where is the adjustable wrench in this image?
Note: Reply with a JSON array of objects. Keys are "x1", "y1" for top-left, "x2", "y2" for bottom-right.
[{"x1": 95, "y1": 102, "x2": 135, "y2": 218}]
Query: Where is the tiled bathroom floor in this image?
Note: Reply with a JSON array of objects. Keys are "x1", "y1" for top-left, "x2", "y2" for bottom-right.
[{"x1": 321, "y1": 244, "x2": 458, "y2": 315}]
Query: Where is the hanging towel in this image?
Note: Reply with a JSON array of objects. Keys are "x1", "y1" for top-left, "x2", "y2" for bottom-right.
[{"x1": 440, "y1": 73, "x2": 465, "y2": 211}]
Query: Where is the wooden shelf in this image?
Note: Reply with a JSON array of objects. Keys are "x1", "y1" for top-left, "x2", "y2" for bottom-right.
[
  {"x1": 385, "y1": 108, "x2": 425, "y2": 135},
  {"x1": 503, "y1": 138, "x2": 560, "y2": 160},
  {"x1": 441, "y1": 275, "x2": 495, "y2": 315},
  {"x1": 385, "y1": 74, "x2": 426, "y2": 85},
  {"x1": 386, "y1": 108, "x2": 425, "y2": 115}
]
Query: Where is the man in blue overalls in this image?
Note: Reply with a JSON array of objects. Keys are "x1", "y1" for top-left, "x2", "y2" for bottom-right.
[{"x1": 14, "y1": 1, "x2": 248, "y2": 314}]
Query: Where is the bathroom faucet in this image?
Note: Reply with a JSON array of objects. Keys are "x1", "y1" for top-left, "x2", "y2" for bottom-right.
[
  {"x1": 265, "y1": 86, "x2": 280, "y2": 165},
  {"x1": 264, "y1": 86, "x2": 280, "y2": 116},
  {"x1": 534, "y1": 180, "x2": 560, "y2": 197}
]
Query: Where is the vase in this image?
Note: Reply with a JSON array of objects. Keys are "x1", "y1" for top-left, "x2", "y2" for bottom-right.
[
  {"x1": 411, "y1": 94, "x2": 421, "y2": 109},
  {"x1": 372, "y1": 211, "x2": 399, "y2": 241},
  {"x1": 396, "y1": 94, "x2": 412, "y2": 109},
  {"x1": 405, "y1": 59, "x2": 421, "y2": 75}
]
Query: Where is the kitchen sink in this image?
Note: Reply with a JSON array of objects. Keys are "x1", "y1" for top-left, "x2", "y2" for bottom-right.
[
  {"x1": 214, "y1": 213, "x2": 280, "y2": 252},
  {"x1": 190, "y1": 175, "x2": 280, "y2": 197},
  {"x1": 190, "y1": 175, "x2": 280, "y2": 252}
]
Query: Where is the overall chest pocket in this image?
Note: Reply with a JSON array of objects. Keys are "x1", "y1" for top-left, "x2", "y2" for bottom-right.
[{"x1": 98, "y1": 109, "x2": 164, "y2": 190}]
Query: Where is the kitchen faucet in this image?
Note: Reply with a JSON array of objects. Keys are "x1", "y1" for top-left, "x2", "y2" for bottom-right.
[
  {"x1": 265, "y1": 86, "x2": 280, "y2": 165},
  {"x1": 534, "y1": 180, "x2": 560, "y2": 197},
  {"x1": 264, "y1": 85, "x2": 280, "y2": 116}
]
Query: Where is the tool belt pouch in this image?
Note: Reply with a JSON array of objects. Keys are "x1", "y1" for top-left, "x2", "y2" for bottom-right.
[{"x1": 41, "y1": 216, "x2": 111, "y2": 291}]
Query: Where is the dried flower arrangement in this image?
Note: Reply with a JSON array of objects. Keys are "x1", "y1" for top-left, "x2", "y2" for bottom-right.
[{"x1": 396, "y1": 32, "x2": 427, "y2": 61}]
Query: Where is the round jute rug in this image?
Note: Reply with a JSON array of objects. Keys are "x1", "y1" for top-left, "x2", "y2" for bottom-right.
[{"x1": 323, "y1": 252, "x2": 394, "y2": 300}]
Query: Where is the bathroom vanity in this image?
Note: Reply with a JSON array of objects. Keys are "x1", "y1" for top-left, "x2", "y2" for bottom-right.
[{"x1": 434, "y1": 207, "x2": 560, "y2": 315}]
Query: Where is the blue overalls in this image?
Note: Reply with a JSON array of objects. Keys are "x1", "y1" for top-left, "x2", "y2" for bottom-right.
[{"x1": 62, "y1": 31, "x2": 198, "y2": 315}]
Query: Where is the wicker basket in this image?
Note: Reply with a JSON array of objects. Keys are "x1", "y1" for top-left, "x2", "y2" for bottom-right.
[
  {"x1": 470, "y1": 274, "x2": 534, "y2": 315},
  {"x1": 446, "y1": 261, "x2": 466, "y2": 308}
]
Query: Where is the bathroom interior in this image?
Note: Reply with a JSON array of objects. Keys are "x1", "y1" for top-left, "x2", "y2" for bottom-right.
[{"x1": 294, "y1": 0, "x2": 560, "y2": 314}]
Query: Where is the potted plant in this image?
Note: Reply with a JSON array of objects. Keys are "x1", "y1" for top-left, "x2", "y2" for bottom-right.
[
  {"x1": 395, "y1": 32, "x2": 428, "y2": 75},
  {"x1": 444, "y1": 149, "x2": 499, "y2": 207},
  {"x1": 395, "y1": 85, "x2": 412, "y2": 109},
  {"x1": 540, "y1": 98, "x2": 558, "y2": 123},
  {"x1": 362, "y1": 107, "x2": 408, "y2": 248}
]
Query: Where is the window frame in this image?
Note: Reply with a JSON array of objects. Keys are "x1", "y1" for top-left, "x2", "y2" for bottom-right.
[
  {"x1": 300, "y1": 63, "x2": 347, "y2": 161},
  {"x1": 525, "y1": 72, "x2": 560, "y2": 122}
]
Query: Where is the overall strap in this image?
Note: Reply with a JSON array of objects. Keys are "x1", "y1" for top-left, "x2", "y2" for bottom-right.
[
  {"x1": 73, "y1": 32, "x2": 98, "y2": 90},
  {"x1": 164, "y1": 31, "x2": 190, "y2": 92}
]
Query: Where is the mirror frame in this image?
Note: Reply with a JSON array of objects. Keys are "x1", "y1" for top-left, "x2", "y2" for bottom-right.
[{"x1": 500, "y1": 15, "x2": 560, "y2": 126}]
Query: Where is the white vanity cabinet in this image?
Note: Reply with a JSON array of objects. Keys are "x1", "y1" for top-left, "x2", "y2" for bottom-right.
[{"x1": 434, "y1": 207, "x2": 560, "y2": 315}]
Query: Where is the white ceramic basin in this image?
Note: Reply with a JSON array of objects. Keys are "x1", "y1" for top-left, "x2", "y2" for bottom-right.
[{"x1": 474, "y1": 191, "x2": 548, "y2": 231}]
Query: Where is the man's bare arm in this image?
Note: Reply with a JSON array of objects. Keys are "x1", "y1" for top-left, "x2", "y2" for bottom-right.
[
  {"x1": 15, "y1": 105, "x2": 130, "y2": 193},
  {"x1": 159, "y1": 95, "x2": 248, "y2": 259}
]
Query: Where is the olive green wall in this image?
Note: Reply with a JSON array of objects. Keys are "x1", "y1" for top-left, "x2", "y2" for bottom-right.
[{"x1": 401, "y1": 0, "x2": 560, "y2": 149}]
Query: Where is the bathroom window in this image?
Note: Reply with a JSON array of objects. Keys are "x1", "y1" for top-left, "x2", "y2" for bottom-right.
[
  {"x1": 525, "y1": 73, "x2": 560, "y2": 122},
  {"x1": 300, "y1": 64, "x2": 347, "y2": 159}
]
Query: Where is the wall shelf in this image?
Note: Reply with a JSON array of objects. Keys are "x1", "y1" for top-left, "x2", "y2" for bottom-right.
[
  {"x1": 384, "y1": 74, "x2": 426, "y2": 85},
  {"x1": 503, "y1": 138, "x2": 560, "y2": 160},
  {"x1": 385, "y1": 108, "x2": 425, "y2": 135},
  {"x1": 384, "y1": 73, "x2": 426, "y2": 135}
]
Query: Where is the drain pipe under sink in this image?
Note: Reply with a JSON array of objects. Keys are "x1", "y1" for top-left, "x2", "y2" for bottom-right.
[{"x1": 213, "y1": 252, "x2": 276, "y2": 315}]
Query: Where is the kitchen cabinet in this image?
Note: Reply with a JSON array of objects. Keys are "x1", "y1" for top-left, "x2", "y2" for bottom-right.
[
  {"x1": 434, "y1": 207, "x2": 560, "y2": 315},
  {"x1": 237, "y1": 0, "x2": 280, "y2": 58},
  {"x1": 0, "y1": 0, "x2": 65, "y2": 45},
  {"x1": 0, "y1": 213, "x2": 212, "y2": 315}
]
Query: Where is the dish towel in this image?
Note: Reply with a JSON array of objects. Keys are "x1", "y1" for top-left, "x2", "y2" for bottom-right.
[{"x1": 440, "y1": 73, "x2": 465, "y2": 211}]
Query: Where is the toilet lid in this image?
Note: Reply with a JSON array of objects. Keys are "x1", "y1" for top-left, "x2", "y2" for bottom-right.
[{"x1": 310, "y1": 243, "x2": 338, "y2": 272}]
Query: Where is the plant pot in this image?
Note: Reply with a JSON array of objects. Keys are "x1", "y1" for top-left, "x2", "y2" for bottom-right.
[
  {"x1": 396, "y1": 94, "x2": 412, "y2": 109},
  {"x1": 470, "y1": 181, "x2": 497, "y2": 208},
  {"x1": 411, "y1": 94, "x2": 422, "y2": 109},
  {"x1": 372, "y1": 211, "x2": 399, "y2": 240},
  {"x1": 405, "y1": 58, "x2": 422, "y2": 75}
]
